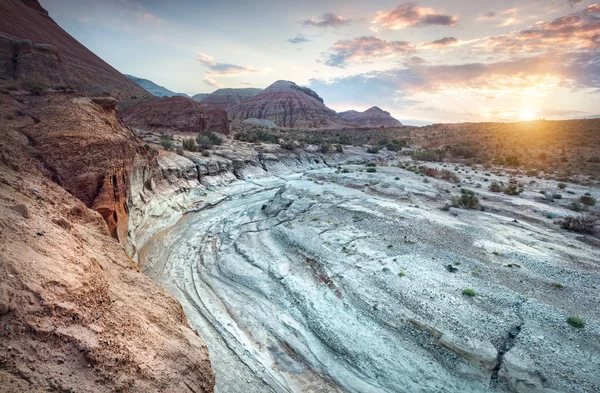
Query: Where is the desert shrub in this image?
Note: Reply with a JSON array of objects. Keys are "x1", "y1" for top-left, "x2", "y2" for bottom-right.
[
  {"x1": 560, "y1": 215, "x2": 598, "y2": 234},
  {"x1": 0, "y1": 88, "x2": 9, "y2": 94},
  {"x1": 5, "y1": 80, "x2": 20, "y2": 91},
  {"x1": 448, "y1": 144, "x2": 478, "y2": 159},
  {"x1": 552, "y1": 193, "x2": 562, "y2": 199},
  {"x1": 411, "y1": 149, "x2": 445, "y2": 162},
  {"x1": 489, "y1": 181, "x2": 502, "y2": 192},
  {"x1": 366, "y1": 146, "x2": 380, "y2": 154},
  {"x1": 567, "y1": 317, "x2": 585, "y2": 329},
  {"x1": 341, "y1": 168, "x2": 350, "y2": 173},
  {"x1": 160, "y1": 139, "x2": 173, "y2": 150},
  {"x1": 279, "y1": 140, "x2": 296, "y2": 150},
  {"x1": 366, "y1": 168, "x2": 377, "y2": 173},
  {"x1": 462, "y1": 288, "x2": 476, "y2": 297},
  {"x1": 504, "y1": 154, "x2": 521, "y2": 167},
  {"x1": 234, "y1": 128, "x2": 278, "y2": 143},
  {"x1": 569, "y1": 202, "x2": 584, "y2": 212},
  {"x1": 452, "y1": 189, "x2": 479, "y2": 209},
  {"x1": 335, "y1": 144, "x2": 344, "y2": 153},
  {"x1": 440, "y1": 170, "x2": 460, "y2": 183},
  {"x1": 201, "y1": 150, "x2": 211, "y2": 157},
  {"x1": 182, "y1": 138, "x2": 197, "y2": 152},
  {"x1": 196, "y1": 131, "x2": 221, "y2": 150},
  {"x1": 130, "y1": 95, "x2": 138, "y2": 99},
  {"x1": 419, "y1": 166, "x2": 459, "y2": 183},
  {"x1": 318, "y1": 143, "x2": 331, "y2": 153},
  {"x1": 558, "y1": 182, "x2": 567, "y2": 190},
  {"x1": 365, "y1": 163, "x2": 377, "y2": 167},
  {"x1": 503, "y1": 184, "x2": 522, "y2": 195},
  {"x1": 579, "y1": 194, "x2": 596, "y2": 206}
]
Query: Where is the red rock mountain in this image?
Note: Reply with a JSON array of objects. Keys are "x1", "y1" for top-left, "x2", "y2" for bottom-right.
[
  {"x1": 0, "y1": 0, "x2": 149, "y2": 98},
  {"x1": 339, "y1": 106, "x2": 402, "y2": 128},
  {"x1": 228, "y1": 80, "x2": 349, "y2": 129},
  {"x1": 198, "y1": 88, "x2": 262, "y2": 110},
  {"x1": 120, "y1": 96, "x2": 230, "y2": 135}
]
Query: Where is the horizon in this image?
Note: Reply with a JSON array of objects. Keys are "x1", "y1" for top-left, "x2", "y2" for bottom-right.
[{"x1": 42, "y1": 0, "x2": 600, "y2": 125}]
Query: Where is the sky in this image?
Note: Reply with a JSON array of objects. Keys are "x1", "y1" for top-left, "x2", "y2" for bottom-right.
[{"x1": 41, "y1": 0, "x2": 600, "y2": 125}]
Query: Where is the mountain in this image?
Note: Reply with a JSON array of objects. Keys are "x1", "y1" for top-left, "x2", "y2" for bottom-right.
[
  {"x1": 192, "y1": 93, "x2": 209, "y2": 102},
  {"x1": 0, "y1": 0, "x2": 149, "y2": 98},
  {"x1": 339, "y1": 106, "x2": 402, "y2": 127},
  {"x1": 198, "y1": 88, "x2": 262, "y2": 110},
  {"x1": 125, "y1": 74, "x2": 190, "y2": 98},
  {"x1": 227, "y1": 80, "x2": 347, "y2": 129},
  {"x1": 120, "y1": 96, "x2": 230, "y2": 134}
]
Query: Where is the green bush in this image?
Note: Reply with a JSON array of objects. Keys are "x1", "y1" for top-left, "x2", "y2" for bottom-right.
[
  {"x1": 557, "y1": 182, "x2": 567, "y2": 190},
  {"x1": 452, "y1": 189, "x2": 480, "y2": 209},
  {"x1": 182, "y1": 138, "x2": 197, "y2": 152},
  {"x1": 366, "y1": 146, "x2": 380, "y2": 154},
  {"x1": 318, "y1": 143, "x2": 331, "y2": 153},
  {"x1": 569, "y1": 202, "x2": 583, "y2": 212},
  {"x1": 366, "y1": 168, "x2": 377, "y2": 173},
  {"x1": 160, "y1": 139, "x2": 173, "y2": 150},
  {"x1": 462, "y1": 288, "x2": 476, "y2": 297},
  {"x1": 411, "y1": 149, "x2": 445, "y2": 162},
  {"x1": 365, "y1": 163, "x2": 377, "y2": 167},
  {"x1": 579, "y1": 194, "x2": 596, "y2": 206},
  {"x1": 504, "y1": 184, "x2": 522, "y2": 195},
  {"x1": 489, "y1": 181, "x2": 502, "y2": 192},
  {"x1": 567, "y1": 317, "x2": 585, "y2": 329}
]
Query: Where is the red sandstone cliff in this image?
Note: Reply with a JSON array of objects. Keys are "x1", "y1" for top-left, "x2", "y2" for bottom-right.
[
  {"x1": 0, "y1": 0, "x2": 150, "y2": 98},
  {"x1": 121, "y1": 96, "x2": 230, "y2": 135}
]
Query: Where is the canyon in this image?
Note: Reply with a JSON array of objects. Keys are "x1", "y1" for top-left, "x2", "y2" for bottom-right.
[{"x1": 1, "y1": 1, "x2": 599, "y2": 392}]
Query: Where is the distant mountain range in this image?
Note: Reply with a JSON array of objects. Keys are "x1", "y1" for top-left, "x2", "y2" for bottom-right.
[
  {"x1": 125, "y1": 75, "x2": 190, "y2": 98},
  {"x1": 126, "y1": 76, "x2": 402, "y2": 129}
]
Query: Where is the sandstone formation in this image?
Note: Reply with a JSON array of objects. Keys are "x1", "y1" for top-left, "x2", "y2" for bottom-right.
[
  {"x1": 198, "y1": 87, "x2": 262, "y2": 110},
  {"x1": 120, "y1": 96, "x2": 230, "y2": 135},
  {"x1": 0, "y1": 90, "x2": 215, "y2": 392},
  {"x1": 228, "y1": 80, "x2": 349, "y2": 129},
  {"x1": 125, "y1": 74, "x2": 190, "y2": 98},
  {"x1": 339, "y1": 106, "x2": 402, "y2": 127},
  {"x1": 0, "y1": 0, "x2": 149, "y2": 98}
]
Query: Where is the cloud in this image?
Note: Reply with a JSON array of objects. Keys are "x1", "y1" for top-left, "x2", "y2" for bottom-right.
[
  {"x1": 418, "y1": 37, "x2": 460, "y2": 49},
  {"x1": 322, "y1": 36, "x2": 414, "y2": 68},
  {"x1": 311, "y1": 50, "x2": 600, "y2": 107},
  {"x1": 372, "y1": 2, "x2": 457, "y2": 30},
  {"x1": 300, "y1": 13, "x2": 350, "y2": 28},
  {"x1": 474, "y1": 5, "x2": 600, "y2": 54},
  {"x1": 196, "y1": 53, "x2": 258, "y2": 88},
  {"x1": 568, "y1": 0, "x2": 582, "y2": 7},
  {"x1": 136, "y1": 12, "x2": 164, "y2": 25},
  {"x1": 288, "y1": 34, "x2": 309, "y2": 44},
  {"x1": 477, "y1": 8, "x2": 519, "y2": 26}
]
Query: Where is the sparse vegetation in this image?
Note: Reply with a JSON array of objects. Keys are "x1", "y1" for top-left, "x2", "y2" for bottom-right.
[
  {"x1": 567, "y1": 316, "x2": 585, "y2": 329},
  {"x1": 560, "y1": 215, "x2": 598, "y2": 234},
  {"x1": 366, "y1": 168, "x2": 377, "y2": 173},
  {"x1": 182, "y1": 138, "x2": 197, "y2": 152},
  {"x1": 489, "y1": 181, "x2": 502, "y2": 192},
  {"x1": 552, "y1": 282, "x2": 563, "y2": 288},
  {"x1": 451, "y1": 189, "x2": 480, "y2": 209},
  {"x1": 462, "y1": 288, "x2": 476, "y2": 297},
  {"x1": 579, "y1": 193, "x2": 596, "y2": 206},
  {"x1": 366, "y1": 146, "x2": 380, "y2": 154},
  {"x1": 558, "y1": 182, "x2": 567, "y2": 190}
]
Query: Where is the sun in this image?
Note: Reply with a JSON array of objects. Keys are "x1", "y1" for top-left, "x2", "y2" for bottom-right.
[{"x1": 520, "y1": 109, "x2": 536, "y2": 121}]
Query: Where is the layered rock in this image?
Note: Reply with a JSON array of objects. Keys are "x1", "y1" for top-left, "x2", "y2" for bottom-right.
[
  {"x1": 120, "y1": 96, "x2": 230, "y2": 135},
  {"x1": 198, "y1": 88, "x2": 262, "y2": 110},
  {"x1": 192, "y1": 93, "x2": 209, "y2": 102},
  {"x1": 0, "y1": 90, "x2": 215, "y2": 392},
  {"x1": 228, "y1": 80, "x2": 349, "y2": 129},
  {"x1": 0, "y1": 0, "x2": 149, "y2": 98},
  {"x1": 339, "y1": 106, "x2": 402, "y2": 127},
  {"x1": 125, "y1": 74, "x2": 190, "y2": 98}
]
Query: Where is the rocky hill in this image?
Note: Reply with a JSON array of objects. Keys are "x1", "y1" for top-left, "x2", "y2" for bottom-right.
[
  {"x1": 198, "y1": 88, "x2": 262, "y2": 110},
  {"x1": 192, "y1": 93, "x2": 209, "y2": 102},
  {"x1": 120, "y1": 96, "x2": 230, "y2": 135},
  {"x1": 339, "y1": 106, "x2": 402, "y2": 127},
  {"x1": 0, "y1": 92, "x2": 215, "y2": 393},
  {"x1": 228, "y1": 80, "x2": 348, "y2": 129},
  {"x1": 0, "y1": 0, "x2": 149, "y2": 98},
  {"x1": 125, "y1": 75, "x2": 190, "y2": 98}
]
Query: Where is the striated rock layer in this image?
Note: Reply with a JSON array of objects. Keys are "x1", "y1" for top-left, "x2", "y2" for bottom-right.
[
  {"x1": 228, "y1": 80, "x2": 349, "y2": 129},
  {"x1": 120, "y1": 96, "x2": 230, "y2": 135},
  {"x1": 0, "y1": 91, "x2": 215, "y2": 392},
  {"x1": 339, "y1": 106, "x2": 402, "y2": 128},
  {"x1": 134, "y1": 142, "x2": 600, "y2": 393},
  {"x1": 0, "y1": 0, "x2": 149, "y2": 98}
]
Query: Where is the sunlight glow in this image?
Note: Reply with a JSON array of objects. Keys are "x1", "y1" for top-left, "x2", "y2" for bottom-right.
[{"x1": 520, "y1": 108, "x2": 536, "y2": 121}]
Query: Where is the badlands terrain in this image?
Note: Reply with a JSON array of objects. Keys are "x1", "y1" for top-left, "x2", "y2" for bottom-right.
[{"x1": 0, "y1": 1, "x2": 599, "y2": 393}]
